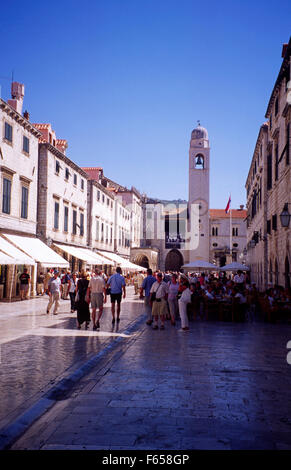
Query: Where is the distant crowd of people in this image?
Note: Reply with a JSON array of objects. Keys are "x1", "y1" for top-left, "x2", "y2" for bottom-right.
[{"x1": 17, "y1": 266, "x2": 291, "y2": 331}]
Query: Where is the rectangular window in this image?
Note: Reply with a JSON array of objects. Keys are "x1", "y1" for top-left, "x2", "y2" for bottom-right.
[
  {"x1": 74, "y1": 174, "x2": 77, "y2": 185},
  {"x1": 102, "y1": 194, "x2": 105, "y2": 203},
  {"x1": 72, "y1": 210, "x2": 77, "y2": 234},
  {"x1": 65, "y1": 168, "x2": 69, "y2": 180},
  {"x1": 105, "y1": 225, "x2": 109, "y2": 244},
  {"x1": 4, "y1": 122, "x2": 12, "y2": 143},
  {"x1": 97, "y1": 190, "x2": 100, "y2": 201},
  {"x1": 54, "y1": 201, "x2": 59, "y2": 229},
  {"x1": 21, "y1": 186, "x2": 28, "y2": 219},
  {"x1": 275, "y1": 144, "x2": 279, "y2": 181},
  {"x1": 272, "y1": 214, "x2": 277, "y2": 231},
  {"x1": 110, "y1": 227, "x2": 113, "y2": 245},
  {"x1": 101, "y1": 223, "x2": 104, "y2": 242},
  {"x1": 96, "y1": 219, "x2": 99, "y2": 241},
  {"x1": 80, "y1": 213, "x2": 84, "y2": 236},
  {"x1": 56, "y1": 160, "x2": 60, "y2": 174},
  {"x1": 64, "y1": 206, "x2": 69, "y2": 232},
  {"x1": 23, "y1": 136, "x2": 29, "y2": 154},
  {"x1": 2, "y1": 178, "x2": 11, "y2": 214},
  {"x1": 81, "y1": 179, "x2": 84, "y2": 190},
  {"x1": 267, "y1": 154, "x2": 272, "y2": 190},
  {"x1": 267, "y1": 220, "x2": 271, "y2": 234}
]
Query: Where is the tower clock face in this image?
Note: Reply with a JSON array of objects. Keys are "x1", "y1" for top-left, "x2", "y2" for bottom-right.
[{"x1": 191, "y1": 199, "x2": 208, "y2": 216}]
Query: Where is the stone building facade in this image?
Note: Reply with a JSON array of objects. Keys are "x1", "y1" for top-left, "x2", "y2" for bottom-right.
[
  {"x1": 35, "y1": 123, "x2": 89, "y2": 273},
  {"x1": 0, "y1": 83, "x2": 41, "y2": 299},
  {"x1": 246, "y1": 38, "x2": 291, "y2": 290}
]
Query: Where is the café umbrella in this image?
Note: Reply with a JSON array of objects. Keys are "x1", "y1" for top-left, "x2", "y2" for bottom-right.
[
  {"x1": 219, "y1": 262, "x2": 250, "y2": 271},
  {"x1": 181, "y1": 260, "x2": 217, "y2": 272}
]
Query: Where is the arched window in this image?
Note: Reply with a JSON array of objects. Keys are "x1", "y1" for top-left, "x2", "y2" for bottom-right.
[{"x1": 195, "y1": 154, "x2": 204, "y2": 169}]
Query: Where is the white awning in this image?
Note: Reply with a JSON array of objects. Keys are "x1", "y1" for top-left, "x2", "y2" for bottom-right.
[
  {"x1": 0, "y1": 251, "x2": 20, "y2": 265},
  {"x1": 3, "y1": 234, "x2": 69, "y2": 268},
  {"x1": 54, "y1": 243, "x2": 114, "y2": 265},
  {"x1": 0, "y1": 236, "x2": 35, "y2": 265},
  {"x1": 96, "y1": 251, "x2": 146, "y2": 271},
  {"x1": 127, "y1": 261, "x2": 147, "y2": 271}
]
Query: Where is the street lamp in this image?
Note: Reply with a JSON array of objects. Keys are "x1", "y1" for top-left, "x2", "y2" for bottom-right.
[{"x1": 280, "y1": 203, "x2": 291, "y2": 228}]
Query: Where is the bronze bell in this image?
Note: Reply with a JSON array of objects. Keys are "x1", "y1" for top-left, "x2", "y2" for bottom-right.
[{"x1": 196, "y1": 155, "x2": 203, "y2": 165}]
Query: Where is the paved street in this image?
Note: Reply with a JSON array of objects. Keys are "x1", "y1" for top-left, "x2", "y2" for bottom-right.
[
  {"x1": 1, "y1": 289, "x2": 291, "y2": 450},
  {"x1": 0, "y1": 287, "x2": 144, "y2": 430}
]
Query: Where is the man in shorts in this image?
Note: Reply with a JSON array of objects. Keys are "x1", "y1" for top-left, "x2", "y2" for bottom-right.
[
  {"x1": 87, "y1": 268, "x2": 107, "y2": 330},
  {"x1": 19, "y1": 268, "x2": 30, "y2": 300},
  {"x1": 150, "y1": 272, "x2": 168, "y2": 330},
  {"x1": 107, "y1": 267, "x2": 126, "y2": 324}
]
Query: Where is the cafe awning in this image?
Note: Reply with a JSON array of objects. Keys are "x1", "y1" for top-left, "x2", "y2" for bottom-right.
[
  {"x1": 54, "y1": 243, "x2": 114, "y2": 265},
  {"x1": 96, "y1": 250, "x2": 147, "y2": 271},
  {"x1": 2, "y1": 234, "x2": 68, "y2": 268},
  {"x1": 0, "y1": 235, "x2": 35, "y2": 265}
]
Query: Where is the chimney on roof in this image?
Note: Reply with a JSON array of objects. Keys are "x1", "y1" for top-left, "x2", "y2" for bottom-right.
[
  {"x1": 239, "y1": 205, "x2": 244, "y2": 210},
  {"x1": 56, "y1": 139, "x2": 68, "y2": 155},
  {"x1": 23, "y1": 110, "x2": 29, "y2": 120},
  {"x1": 282, "y1": 43, "x2": 288, "y2": 58},
  {"x1": 7, "y1": 82, "x2": 25, "y2": 114}
]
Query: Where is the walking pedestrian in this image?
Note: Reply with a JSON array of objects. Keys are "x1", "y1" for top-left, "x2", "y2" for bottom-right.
[
  {"x1": 61, "y1": 270, "x2": 70, "y2": 299},
  {"x1": 44, "y1": 269, "x2": 53, "y2": 295},
  {"x1": 87, "y1": 268, "x2": 107, "y2": 330},
  {"x1": 178, "y1": 278, "x2": 192, "y2": 331},
  {"x1": 36, "y1": 271, "x2": 45, "y2": 296},
  {"x1": 68, "y1": 273, "x2": 78, "y2": 312},
  {"x1": 150, "y1": 272, "x2": 168, "y2": 330},
  {"x1": 140, "y1": 268, "x2": 156, "y2": 325},
  {"x1": 137, "y1": 271, "x2": 145, "y2": 297},
  {"x1": 47, "y1": 270, "x2": 61, "y2": 315},
  {"x1": 75, "y1": 271, "x2": 90, "y2": 329},
  {"x1": 107, "y1": 267, "x2": 126, "y2": 324},
  {"x1": 167, "y1": 273, "x2": 179, "y2": 326},
  {"x1": 19, "y1": 268, "x2": 30, "y2": 300}
]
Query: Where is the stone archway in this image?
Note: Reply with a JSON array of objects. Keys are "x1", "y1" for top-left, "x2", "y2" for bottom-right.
[
  {"x1": 165, "y1": 249, "x2": 184, "y2": 272},
  {"x1": 133, "y1": 254, "x2": 150, "y2": 269}
]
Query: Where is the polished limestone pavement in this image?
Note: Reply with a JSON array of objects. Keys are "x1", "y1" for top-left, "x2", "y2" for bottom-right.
[{"x1": 4, "y1": 294, "x2": 291, "y2": 451}]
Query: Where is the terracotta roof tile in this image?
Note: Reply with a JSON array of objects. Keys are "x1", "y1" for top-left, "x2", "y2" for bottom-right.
[
  {"x1": 210, "y1": 209, "x2": 247, "y2": 219},
  {"x1": 33, "y1": 123, "x2": 51, "y2": 129}
]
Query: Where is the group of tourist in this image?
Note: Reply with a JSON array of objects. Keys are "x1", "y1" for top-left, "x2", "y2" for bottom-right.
[
  {"x1": 17, "y1": 265, "x2": 291, "y2": 331},
  {"x1": 45, "y1": 267, "x2": 126, "y2": 330}
]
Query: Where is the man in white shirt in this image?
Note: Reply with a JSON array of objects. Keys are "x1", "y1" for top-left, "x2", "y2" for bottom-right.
[
  {"x1": 204, "y1": 286, "x2": 215, "y2": 300},
  {"x1": 47, "y1": 270, "x2": 62, "y2": 315},
  {"x1": 87, "y1": 269, "x2": 107, "y2": 330},
  {"x1": 150, "y1": 273, "x2": 168, "y2": 330},
  {"x1": 233, "y1": 270, "x2": 245, "y2": 290}
]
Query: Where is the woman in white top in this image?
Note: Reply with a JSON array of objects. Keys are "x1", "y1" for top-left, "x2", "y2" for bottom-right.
[
  {"x1": 178, "y1": 279, "x2": 192, "y2": 331},
  {"x1": 68, "y1": 273, "x2": 78, "y2": 312}
]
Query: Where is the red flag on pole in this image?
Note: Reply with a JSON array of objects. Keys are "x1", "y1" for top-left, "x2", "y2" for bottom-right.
[{"x1": 225, "y1": 195, "x2": 231, "y2": 213}]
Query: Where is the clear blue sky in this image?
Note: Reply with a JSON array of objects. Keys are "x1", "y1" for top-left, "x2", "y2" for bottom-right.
[{"x1": 1, "y1": 0, "x2": 290, "y2": 209}]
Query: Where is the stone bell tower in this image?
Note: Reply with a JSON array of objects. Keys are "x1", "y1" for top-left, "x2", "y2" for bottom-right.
[{"x1": 188, "y1": 122, "x2": 210, "y2": 262}]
